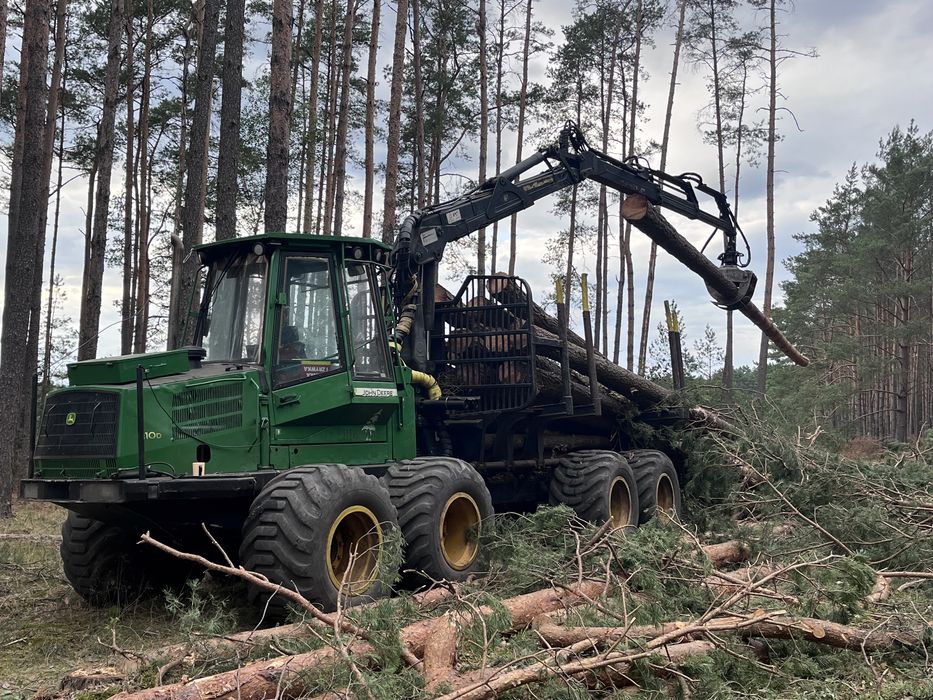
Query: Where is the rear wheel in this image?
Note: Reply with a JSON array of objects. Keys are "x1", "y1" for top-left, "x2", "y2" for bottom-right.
[
  {"x1": 239, "y1": 465, "x2": 397, "y2": 615},
  {"x1": 61, "y1": 513, "x2": 191, "y2": 605},
  {"x1": 626, "y1": 449, "x2": 682, "y2": 524},
  {"x1": 549, "y1": 450, "x2": 639, "y2": 530},
  {"x1": 386, "y1": 457, "x2": 493, "y2": 582}
]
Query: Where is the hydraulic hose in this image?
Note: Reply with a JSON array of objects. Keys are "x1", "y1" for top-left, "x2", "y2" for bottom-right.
[{"x1": 410, "y1": 370, "x2": 442, "y2": 400}]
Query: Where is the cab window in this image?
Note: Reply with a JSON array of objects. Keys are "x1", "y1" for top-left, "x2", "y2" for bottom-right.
[
  {"x1": 200, "y1": 252, "x2": 267, "y2": 363},
  {"x1": 345, "y1": 263, "x2": 390, "y2": 379},
  {"x1": 274, "y1": 255, "x2": 342, "y2": 387}
]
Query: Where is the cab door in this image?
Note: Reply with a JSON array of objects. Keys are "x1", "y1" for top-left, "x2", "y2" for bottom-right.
[
  {"x1": 342, "y1": 261, "x2": 405, "y2": 454},
  {"x1": 269, "y1": 253, "x2": 406, "y2": 466}
]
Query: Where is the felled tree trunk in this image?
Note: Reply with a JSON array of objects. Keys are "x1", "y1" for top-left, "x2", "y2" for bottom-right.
[
  {"x1": 113, "y1": 580, "x2": 609, "y2": 700},
  {"x1": 423, "y1": 616, "x2": 461, "y2": 693},
  {"x1": 535, "y1": 358, "x2": 631, "y2": 417},
  {"x1": 621, "y1": 194, "x2": 808, "y2": 367},
  {"x1": 700, "y1": 540, "x2": 750, "y2": 566}
]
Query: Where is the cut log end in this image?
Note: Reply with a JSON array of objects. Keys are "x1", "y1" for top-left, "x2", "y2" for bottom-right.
[{"x1": 621, "y1": 194, "x2": 649, "y2": 221}]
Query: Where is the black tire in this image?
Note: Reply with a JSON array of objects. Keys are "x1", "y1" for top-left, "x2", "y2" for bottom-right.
[
  {"x1": 60, "y1": 512, "x2": 190, "y2": 605},
  {"x1": 626, "y1": 449, "x2": 683, "y2": 524},
  {"x1": 239, "y1": 465, "x2": 398, "y2": 615},
  {"x1": 386, "y1": 457, "x2": 493, "y2": 582},
  {"x1": 549, "y1": 450, "x2": 639, "y2": 530}
]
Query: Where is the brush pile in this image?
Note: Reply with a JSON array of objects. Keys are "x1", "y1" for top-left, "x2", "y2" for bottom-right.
[{"x1": 58, "y1": 412, "x2": 932, "y2": 700}]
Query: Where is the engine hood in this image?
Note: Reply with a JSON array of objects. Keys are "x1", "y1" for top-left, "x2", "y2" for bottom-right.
[{"x1": 67, "y1": 349, "x2": 191, "y2": 386}]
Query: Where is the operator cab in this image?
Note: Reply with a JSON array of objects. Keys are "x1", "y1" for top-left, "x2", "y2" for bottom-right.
[
  {"x1": 191, "y1": 234, "x2": 414, "y2": 465},
  {"x1": 193, "y1": 234, "x2": 394, "y2": 385}
]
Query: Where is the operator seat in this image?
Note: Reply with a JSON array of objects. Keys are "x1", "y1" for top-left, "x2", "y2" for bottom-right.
[{"x1": 279, "y1": 324, "x2": 306, "y2": 361}]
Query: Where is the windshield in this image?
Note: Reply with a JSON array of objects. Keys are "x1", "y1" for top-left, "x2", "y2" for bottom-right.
[{"x1": 198, "y1": 251, "x2": 267, "y2": 363}]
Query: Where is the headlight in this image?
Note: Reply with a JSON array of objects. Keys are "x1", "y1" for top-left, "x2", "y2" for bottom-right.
[{"x1": 79, "y1": 482, "x2": 123, "y2": 502}]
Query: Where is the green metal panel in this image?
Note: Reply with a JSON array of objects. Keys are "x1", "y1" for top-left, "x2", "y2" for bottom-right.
[
  {"x1": 32, "y1": 233, "x2": 420, "y2": 485},
  {"x1": 34, "y1": 369, "x2": 267, "y2": 478},
  {"x1": 67, "y1": 349, "x2": 190, "y2": 386}
]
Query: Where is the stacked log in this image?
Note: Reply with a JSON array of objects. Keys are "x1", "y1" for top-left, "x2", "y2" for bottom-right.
[{"x1": 482, "y1": 273, "x2": 731, "y2": 431}]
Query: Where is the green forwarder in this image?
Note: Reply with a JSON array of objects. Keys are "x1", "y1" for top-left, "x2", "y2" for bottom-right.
[{"x1": 22, "y1": 123, "x2": 807, "y2": 614}]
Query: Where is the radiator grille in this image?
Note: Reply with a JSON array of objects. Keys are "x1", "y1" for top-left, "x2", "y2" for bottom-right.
[
  {"x1": 435, "y1": 275, "x2": 536, "y2": 413},
  {"x1": 171, "y1": 382, "x2": 244, "y2": 439},
  {"x1": 34, "y1": 458, "x2": 119, "y2": 478},
  {"x1": 35, "y1": 391, "x2": 119, "y2": 458}
]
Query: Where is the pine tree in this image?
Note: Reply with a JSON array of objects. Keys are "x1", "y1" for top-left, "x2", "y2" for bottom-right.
[
  {"x1": 265, "y1": 0, "x2": 294, "y2": 233},
  {"x1": 217, "y1": 0, "x2": 247, "y2": 240},
  {"x1": 78, "y1": 0, "x2": 124, "y2": 359}
]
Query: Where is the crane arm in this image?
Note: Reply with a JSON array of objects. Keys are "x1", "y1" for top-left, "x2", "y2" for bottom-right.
[{"x1": 391, "y1": 121, "x2": 807, "y2": 368}]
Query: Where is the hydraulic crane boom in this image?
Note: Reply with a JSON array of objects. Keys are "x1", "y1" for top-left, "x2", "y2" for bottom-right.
[{"x1": 391, "y1": 121, "x2": 808, "y2": 369}]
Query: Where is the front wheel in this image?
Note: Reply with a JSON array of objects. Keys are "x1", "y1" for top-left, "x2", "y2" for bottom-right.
[
  {"x1": 239, "y1": 465, "x2": 398, "y2": 615},
  {"x1": 386, "y1": 457, "x2": 493, "y2": 582},
  {"x1": 61, "y1": 513, "x2": 191, "y2": 605}
]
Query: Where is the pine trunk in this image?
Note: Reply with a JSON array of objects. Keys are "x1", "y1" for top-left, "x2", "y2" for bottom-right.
[
  {"x1": 134, "y1": 0, "x2": 153, "y2": 352},
  {"x1": 412, "y1": 0, "x2": 425, "y2": 207},
  {"x1": 625, "y1": 0, "x2": 642, "y2": 371},
  {"x1": 362, "y1": 0, "x2": 381, "y2": 237},
  {"x1": 637, "y1": 0, "x2": 686, "y2": 374},
  {"x1": 0, "y1": 0, "x2": 7, "y2": 94},
  {"x1": 174, "y1": 0, "x2": 219, "y2": 348},
  {"x1": 37, "y1": 0, "x2": 67, "y2": 390},
  {"x1": 78, "y1": 0, "x2": 123, "y2": 360},
  {"x1": 756, "y1": 0, "x2": 777, "y2": 393},
  {"x1": 332, "y1": 0, "x2": 356, "y2": 235},
  {"x1": 264, "y1": 0, "x2": 294, "y2": 233},
  {"x1": 42, "y1": 79, "x2": 67, "y2": 402},
  {"x1": 322, "y1": 4, "x2": 340, "y2": 235},
  {"x1": 490, "y1": 0, "x2": 506, "y2": 272},
  {"x1": 216, "y1": 0, "x2": 246, "y2": 240},
  {"x1": 508, "y1": 0, "x2": 532, "y2": 275},
  {"x1": 301, "y1": 0, "x2": 325, "y2": 232},
  {"x1": 121, "y1": 0, "x2": 135, "y2": 354},
  {"x1": 0, "y1": 0, "x2": 52, "y2": 516},
  {"x1": 595, "y1": 12, "x2": 622, "y2": 356},
  {"x1": 382, "y1": 0, "x2": 411, "y2": 241},
  {"x1": 477, "y1": 0, "x2": 488, "y2": 274}
]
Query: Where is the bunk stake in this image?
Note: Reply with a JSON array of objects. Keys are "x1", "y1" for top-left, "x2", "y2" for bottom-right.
[
  {"x1": 580, "y1": 274, "x2": 601, "y2": 415},
  {"x1": 665, "y1": 301, "x2": 686, "y2": 391},
  {"x1": 556, "y1": 278, "x2": 573, "y2": 413}
]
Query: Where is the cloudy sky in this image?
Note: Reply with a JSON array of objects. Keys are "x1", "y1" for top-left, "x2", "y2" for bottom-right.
[{"x1": 2, "y1": 0, "x2": 932, "y2": 371}]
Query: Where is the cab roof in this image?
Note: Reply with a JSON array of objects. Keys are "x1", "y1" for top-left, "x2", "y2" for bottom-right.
[{"x1": 194, "y1": 232, "x2": 393, "y2": 265}]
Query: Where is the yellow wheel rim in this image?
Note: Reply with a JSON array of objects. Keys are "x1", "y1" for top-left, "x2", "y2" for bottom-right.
[
  {"x1": 608, "y1": 476, "x2": 632, "y2": 528},
  {"x1": 325, "y1": 505, "x2": 382, "y2": 595},
  {"x1": 656, "y1": 473, "x2": 676, "y2": 517},
  {"x1": 439, "y1": 492, "x2": 482, "y2": 571}
]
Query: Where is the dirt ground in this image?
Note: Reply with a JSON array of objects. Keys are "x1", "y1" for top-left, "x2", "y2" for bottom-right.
[{"x1": 0, "y1": 501, "x2": 252, "y2": 697}]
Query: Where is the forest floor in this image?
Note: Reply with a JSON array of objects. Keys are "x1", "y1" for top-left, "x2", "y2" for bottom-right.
[
  {"x1": 1, "y1": 422, "x2": 932, "y2": 699},
  {"x1": 0, "y1": 502, "x2": 284, "y2": 697}
]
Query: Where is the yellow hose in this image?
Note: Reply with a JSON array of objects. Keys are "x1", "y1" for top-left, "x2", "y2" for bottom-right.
[{"x1": 410, "y1": 370, "x2": 442, "y2": 400}]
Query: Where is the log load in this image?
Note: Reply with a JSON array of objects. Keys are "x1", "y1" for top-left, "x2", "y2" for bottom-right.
[
  {"x1": 533, "y1": 326, "x2": 730, "y2": 431},
  {"x1": 483, "y1": 273, "x2": 724, "y2": 427}
]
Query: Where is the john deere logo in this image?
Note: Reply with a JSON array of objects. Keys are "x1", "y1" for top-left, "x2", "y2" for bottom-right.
[{"x1": 65, "y1": 412, "x2": 77, "y2": 426}]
